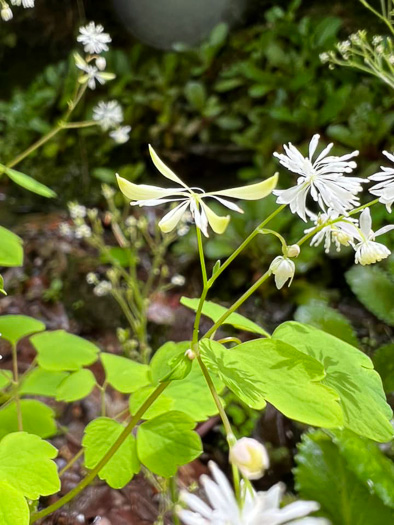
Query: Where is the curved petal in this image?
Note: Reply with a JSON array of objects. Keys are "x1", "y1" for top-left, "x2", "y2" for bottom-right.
[
  {"x1": 209, "y1": 173, "x2": 278, "y2": 201},
  {"x1": 359, "y1": 208, "x2": 372, "y2": 236},
  {"x1": 308, "y1": 134, "x2": 320, "y2": 161},
  {"x1": 149, "y1": 145, "x2": 188, "y2": 189},
  {"x1": 116, "y1": 174, "x2": 182, "y2": 202},
  {"x1": 200, "y1": 201, "x2": 230, "y2": 235},
  {"x1": 158, "y1": 201, "x2": 190, "y2": 233},
  {"x1": 375, "y1": 224, "x2": 394, "y2": 237}
]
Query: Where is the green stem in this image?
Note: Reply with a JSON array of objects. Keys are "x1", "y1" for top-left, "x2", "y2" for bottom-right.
[
  {"x1": 192, "y1": 228, "x2": 210, "y2": 349},
  {"x1": 7, "y1": 127, "x2": 62, "y2": 169},
  {"x1": 203, "y1": 271, "x2": 271, "y2": 339},
  {"x1": 11, "y1": 343, "x2": 22, "y2": 431},
  {"x1": 170, "y1": 476, "x2": 181, "y2": 525},
  {"x1": 30, "y1": 382, "x2": 169, "y2": 523},
  {"x1": 359, "y1": 0, "x2": 394, "y2": 36},
  {"x1": 208, "y1": 204, "x2": 286, "y2": 286},
  {"x1": 59, "y1": 449, "x2": 84, "y2": 477},
  {"x1": 196, "y1": 226, "x2": 208, "y2": 286}
]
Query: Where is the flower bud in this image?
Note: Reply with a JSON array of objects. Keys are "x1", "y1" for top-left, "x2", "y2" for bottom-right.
[
  {"x1": 184, "y1": 349, "x2": 196, "y2": 360},
  {"x1": 286, "y1": 244, "x2": 300, "y2": 258},
  {"x1": 269, "y1": 256, "x2": 295, "y2": 290},
  {"x1": 229, "y1": 438, "x2": 269, "y2": 480}
]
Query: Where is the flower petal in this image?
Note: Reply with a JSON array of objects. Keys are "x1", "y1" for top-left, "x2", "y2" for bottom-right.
[
  {"x1": 158, "y1": 201, "x2": 190, "y2": 233},
  {"x1": 200, "y1": 201, "x2": 230, "y2": 234},
  {"x1": 116, "y1": 174, "x2": 182, "y2": 202},
  {"x1": 359, "y1": 208, "x2": 372, "y2": 236},
  {"x1": 149, "y1": 145, "x2": 188, "y2": 189},
  {"x1": 308, "y1": 134, "x2": 320, "y2": 160},
  {"x1": 375, "y1": 224, "x2": 394, "y2": 237},
  {"x1": 210, "y1": 173, "x2": 278, "y2": 201}
]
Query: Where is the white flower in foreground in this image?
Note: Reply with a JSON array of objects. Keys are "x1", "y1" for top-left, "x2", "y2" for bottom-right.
[
  {"x1": 77, "y1": 21, "x2": 111, "y2": 54},
  {"x1": 11, "y1": 0, "x2": 34, "y2": 6},
  {"x1": 74, "y1": 53, "x2": 115, "y2": 90},
  {"x1": 269, "y1": 256, "x2": 295, "y2": 290},
  {"x1": 304, "y1": 210, "x2": 358, "y2": 253},
  {"x1": 1, "y1": 3, "x2": 13, "y2": 20},
  {"x1": 353, "y1": 208, "x2": 394, "y2": 265},
  {"x1": 178, "y1": 461, "x2": 329, "y2": 525},
  {"x1": 110, "y1": 125, "x2": 131, "y2": 144},
  {"x1": 117, "y1": 146, "x2": 278, "y2": 237},
  {"x1": 273, "y1": 135, "x2": 363, "y2": 221},
  {"x1": 93, "y1": 101, "x2": 123, "y2": 131},
  {"x1": 369, "y1": 151, "x2": 394, "y2": 212},
  {"x1": 229, "y1": 438, "x2": 269, "y2": 480}
]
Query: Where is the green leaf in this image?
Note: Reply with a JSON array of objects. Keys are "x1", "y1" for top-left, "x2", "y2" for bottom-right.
[
  {"x1": 0, "y1": 400, "x2": 57, "y2": 439},
  {"x1": 101, "y1": 353, "x2": 150, "y2": 393},
  {"x1": 0, "y1": 371, "x2": 12, "y2": 390},
  {"x1": 0, "y1": 226, "x2": 23, "y2": 267},
  {"x1": 346, "y1": 266, "x2": 394, "y2": 326},
  {"x1": 149, "y1": 341, "x2": 223, "y2": 421},
  {"x1": 181, "y1": 297, "x2": 268, "y2": 336},
  {"x1": 184, "y1": 81, "x2": 206, "y2": 111},
  {"x1": 0, "y1": 315, "x2": 45, "y2": 346},
  {"x1": 0, "y1": 275, "x2": 6, "y2": 295},
  {"x1": 0, "y1": 482, "x2": 29, "y2": 525},
  {"x1": 137, "y1": 411, "x2": 202, "y2": 477},
  {"x1": 373, "y1": 345, "x2": 394, "y2": 393},
  {"x1": 160, "y1": 352, "x2": 192, "y2": 382},
  {"x1": 83, "y1": 417, "x2": 140, "y2": 489},
  {"x1": 56, "y1": 369, "x2": 96, "y2": 402},
  {"x1": 20, "y1": 368, "x2": 68, "y2": 397},
  {"x1": 273, "y1": 322, "x2": 393, "y2": 442},
  {"x1": 331, "y1": 430, "x2": 394, "y2": 509},
  {"x1": 295, "y1": 432, "x2": 394, "y2": 524},
  {"x1": 294, "y1": 301, "x2": 358, "y2": 347},
  {"x1": 31, "y1": 330, "x2": 99, "y2": 371},
  {"x1": 0, "y1": 432, "x2": 60, "y2": 499},
  {"x1": 129, "y1": 386, "x2": 175, "y2": 419},
  {"x1": 200, "y1": 338, "x2": 342, "y2": 427},
  {"x1": 4, "y1": 166, "x2": 56, "y2": 198}
]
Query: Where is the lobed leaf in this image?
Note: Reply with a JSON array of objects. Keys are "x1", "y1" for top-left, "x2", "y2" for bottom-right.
[
  {"x1": 0, "y1": 400, "x2": 57, "y2": 439},
  {"x1": 101, "y1": 353, "x2": 151, "y2": 393},
  {"x1": 137, "y1": 411, "x2": 202, "y2": 477},
  {"x1": 0, "y1": 227, "x2": 23, "y2": 268},
  {"x1": 273, "y1": 322, "x2": 393, "y2": 442},
  {"x1": 0, "y1": 315, "x2": 45, "y2": 346},
  {"x1": 83, "y1": 417, "x2": 140, "y2": 489},
  {"x1": 20, "y1": 368, "x2": 68, "y2": 397},
  {"x1": 0, "y1": 482, "x2": 29, "y2": 525},
  {"x1": 56, "y1": 369, "x2": 96, "y2": 402}
]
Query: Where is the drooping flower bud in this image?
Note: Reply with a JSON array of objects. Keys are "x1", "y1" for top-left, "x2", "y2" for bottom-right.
[
  {"x1": 269, "y1": 256, "x2": 295, "y2": 290},
  {"x1": 229, "y1": 437, "x2": 269, "y2": 480},
  {"x1": 286, "y1": 244, "x2": 300, "y2": 258}
]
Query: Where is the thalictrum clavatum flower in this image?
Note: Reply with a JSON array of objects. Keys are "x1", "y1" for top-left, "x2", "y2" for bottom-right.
[
  {"x1": 369, "y1": 150, "x2": 394, "y2": 212},
  {"x1": 93, "y1": 101, "x2": 124, "y2": 131},
  {"x1": 117, "y1": 146, "x2": 278, "y2": 237},
  {"x1": 229, "y1": 437, "x2": 269, "y2": 480},
  {"x1": 74, "y1": 53, "x2": 115, "y2": 90},
  {"x1": 304, "y1": 210, "x2": 358, "y2": 253},
  {"x1": 273, "y1": 135, "x2": 363, "y2": 221},
  {"x1": 109, "y1": 125, "x2": 131, "y2": 144},
  {"x1": 352, "y1": 208, "x2": 394, "y2": 265},
  {"x1": 178, "y1": 461, "x2": 330, "y2": 525},
  {"x1": 77, "y1": 21, "x2": 111, "y2": 54}
]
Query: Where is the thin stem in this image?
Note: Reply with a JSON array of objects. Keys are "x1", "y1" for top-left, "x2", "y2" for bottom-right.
[
  {"x1": 11, "y1": 343, "x2": 22, "y2": 431},
  {"x1": 7, "y1": 127, "x2": 62, "y2": 169},
  {"x1": 359, "y1": 0, "x2": 394, "y2": 36},
  {"x1": 203, "y1": 271, "x2": 271, "y2": 339},
  {"x1": 170, "y1": 476, "x2": 181, "y2": 525},
  {"x1": 59, "y1": 449, "x2": 84, "y2": 477},
  {"x1": 208, "y1": 204, "x2": 286, "y2": 286},
  {"x1": 196, "y1": 227, "x2": 208, "y2": 286},
  {"x1": 30, "y1": 382, "x2": 169, "y2": 523},
  {"x1": 100, "y1": 381, "x2": 107, "y2": 417}
]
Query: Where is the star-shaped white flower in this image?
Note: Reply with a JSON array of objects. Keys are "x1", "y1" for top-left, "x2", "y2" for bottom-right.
[
  {"x1": 117, "y1": 146, "x2": 278, "y2": 237},
  {"x1": 273, "y1": 135, "x2": 363, "y2": 221},
  {"x1": 77, "y1": 22, "x2": 111, "y2": 54},
  {"x1": 93, "y1": 101, "x2": 124, "y2": 131},
  {"x1": 74, "y1": 53, "x2": 115, "y2": 90},
  {"x1": 304, "y1": 210, "x2": 358, "y2": 253},
  {"x1": 110, "y1": 125, "x2": 131, "y2": 144},
  {"x1": 178, "y1": 461, "x2": 330, "y2": 525},
  {"x1": 353, "y1": 208, "x2": 394, "y2": 265},
  {"x1": 368, "y1": 150, "x2": 394, "y2": 212}
]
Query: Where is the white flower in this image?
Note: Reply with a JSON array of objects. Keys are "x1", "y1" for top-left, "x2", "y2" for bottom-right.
[
  {"x1": 110, "y1": 125, "x2": 131, "y2": 144},
  {"x1": 353, "y1": 208, "x2": 394, "y2": 265},
  {"x1": 269, "y1": 256, "x2": 295, "y2": 290},
  {"x1": 93, "y1": 280, "x2": 112, "y2": 297},
  {"x1": 273, "y1": 135, "x2": 363, "y2": 221},
  {"x1": 93, "y1": 101, "x2": 123, "y2": 131},
  {"x1": 117, "y1": 146, "x2": 278, "y2": 237},
  {"x1": 1, "y1": 3, "x2": 12, "y2": 20},
  {"x1": 11, "y1": 0, "x2": 34, "y2": 6},
  {"x1": 68, "y1": 202, "x2": 87, "y2": 219},
  {"x1": 86, "y1": 272, "x2": 98, "y2": 285},
  {"x1": 75, "y1": 224, "x2": 92, "y2": 239},
  {"x1": 178, "y1": 461, "x2": 329, "y2": 525},
  {"x1": 77, "y1": 22, "x2": 111, "y2": 54},
  {"x1": 74, "y1": 53, "x2": 115, "y2": 90},
  {"x1": 58, "y1": 222, "x2": 73, "y2": 238},
  {"x1": 304, "y1": 210, "x2": 358, "y2": 253},
  {"x1": 229, "y1": 438, "x2": 269, "y2": 480},
  {"x1": 171, "y1": 274, "x2": 186, "y2": 286},
  {"x1": 369, "y1": 151, "x2": 394, "y2": 212}
]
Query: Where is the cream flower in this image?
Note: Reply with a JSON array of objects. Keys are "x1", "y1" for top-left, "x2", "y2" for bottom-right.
[
  {"x1": 273, "y1": 135, "x2": 363, "y2": 221},
  {"x1": 178, "y1": 461, "x2": 329, "y2": 525},
  {"x1": 93, "y1": 101, "x2": 123, "y2": 131},
  {"x1": 369, "y1": 150, "x2": 394, "y2": 212},
  {"x1": 304, "y1": 210, "x2": 358, "y2": 253},
  {"x1": 229, "y1": 438, "x2": 269, "y2": 480},
  {"x1": 1, "y1": 3, "x2": 12, "y2": 20},
  {"x1": 74, "y1": 53, "x2": 115, "y2": 90},
  {"x1": 117, "y1": 146, "x2": 278, "y2": 237},
  {"x1": 269, "y1": 256, "x2": 295, "y2": 290},
  {"x1": 77, "y1": 21, "x2": 111, "y2": 54},
  {"x1": 353, "y1": 208, "x2": 394, "y2": 265},
  {"x1": 110, "y1": 125, "x2": 131, "y2": 144}
]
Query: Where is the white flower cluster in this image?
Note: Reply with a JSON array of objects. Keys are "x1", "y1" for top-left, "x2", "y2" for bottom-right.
[
  {"x1": 178, "y1": 461, "x2": 329, "y2": 525},
  {"x1": 270, "y1": 135, "x2": 394, "y2": 289},
  {"x1": 93, "y1": 100, "x2": 131, "y2": 144},
  {"x1": 1, "y1": 0, "x2": 34, "y2": 22}
]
